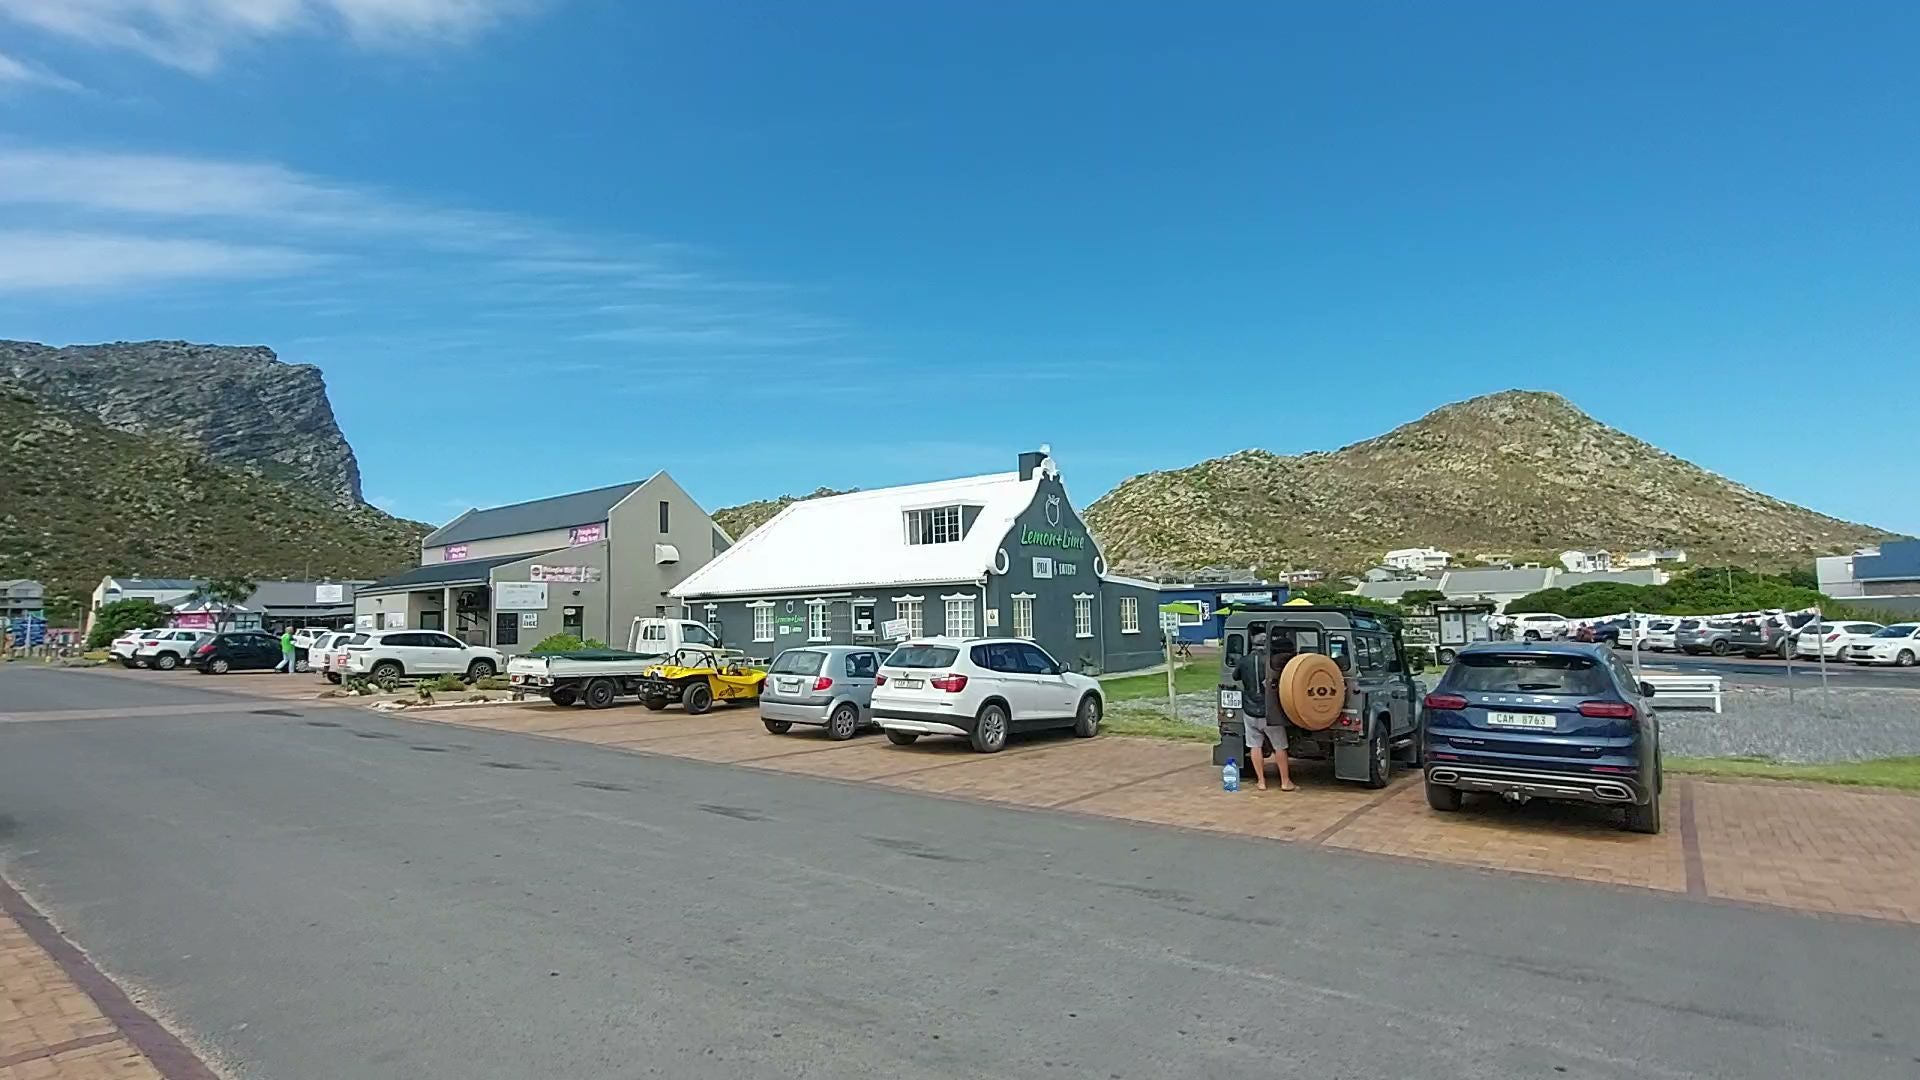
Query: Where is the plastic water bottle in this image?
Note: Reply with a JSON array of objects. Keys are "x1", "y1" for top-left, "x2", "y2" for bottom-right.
[{"x1": 1222, "y1": 758, "x2": 1240, "y2": 793}]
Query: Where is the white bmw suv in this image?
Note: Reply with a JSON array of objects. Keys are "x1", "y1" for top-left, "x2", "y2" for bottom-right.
[
  {"x1": 341, "y1": 630, "x2": 503, "y2": 682},
  {"x1": 871, "y1": 637, "x2": 1103, "y2": 753}
]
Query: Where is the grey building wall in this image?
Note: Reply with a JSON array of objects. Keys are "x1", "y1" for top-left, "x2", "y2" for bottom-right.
[
  {"x1": 1100, "y1": 577, "x2": 1164, "y2": 673},
  {"x1": 606, "y1": 473, "x2": 722, "y2": 647},
  {"x1": 697, "y1": 585, "x2": 983, "y2": 659},
  {"x1": 984, "y1": 474, "x2": 1109, "y2": 672},
  {"x1": 487, "y1": 541, "x2": 612, "y2": 654}
]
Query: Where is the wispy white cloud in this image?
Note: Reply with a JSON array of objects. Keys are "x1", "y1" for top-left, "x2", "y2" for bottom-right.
[
  {"x1": 0, "y1": 229, "x2": 322, "y2": 290},
  {"x1": 0, "y1": 48, "x2": 82, "y2": 92},
  {"x1": 0, "y1": 0, "x2": 540, "y2": 74}
]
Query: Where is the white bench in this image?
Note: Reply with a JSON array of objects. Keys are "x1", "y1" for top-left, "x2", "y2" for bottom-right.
[{"x1": 1639, "y1": 673, "x2": 1723, "y2": 713}]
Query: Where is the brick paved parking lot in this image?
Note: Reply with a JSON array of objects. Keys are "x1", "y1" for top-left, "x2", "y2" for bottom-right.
[{"x1": 419, "y1": 697, "x2": 1920, "y2": 926}]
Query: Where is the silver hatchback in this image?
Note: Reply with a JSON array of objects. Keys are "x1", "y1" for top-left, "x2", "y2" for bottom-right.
[{"x1": 760, "y1": 646, "x2": 884, "y2": 740}]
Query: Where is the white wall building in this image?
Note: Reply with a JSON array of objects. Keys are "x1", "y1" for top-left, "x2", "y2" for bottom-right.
[
  {"x1": 1622, "y1": 548, "x2": 1687, "y2": 568},
  {"x1": 1559, "y1": 549, "x2": 1612, "y2": 573},
  {"x1": 1383, "y1": 547, "x2": 1452, "y2": 573}
]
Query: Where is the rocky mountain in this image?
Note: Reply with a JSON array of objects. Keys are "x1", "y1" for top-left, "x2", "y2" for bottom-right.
[
  {"x1": 713, "y1": 487, "x2": 854, "y2": 539},
  {"x1": 0, "y1": 382, "x2": 426, "y2": 618},
  {"x1": 1085, "y1": 390, "x2": 1898, "y2": 576},
  {"x1": 1, "y1": 340, "x2": 364, "y2": 504}
]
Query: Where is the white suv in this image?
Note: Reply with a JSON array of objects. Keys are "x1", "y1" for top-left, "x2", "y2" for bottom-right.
[
  {"x1": 341, "y1": 630, "x2": 503, "y2": 682},
  {"x1": 308, "y1": 631, "x2": 362, "y2": 683},
  {"x1": 129, "y1": 629, "x2": 213, "y2": 670},
  {"x1": 1510, "y1": 613, "x2": 1570, "y2": 640},
  {"x1": 1795, "y1": 621, "x2": 1883, "y2": 662},
  {"x1": 871, "y1": 637, "x2": 1103, "y2": 753},
  {"x1": 108, "y1": 628, "x2": 155, "y2": 664}
]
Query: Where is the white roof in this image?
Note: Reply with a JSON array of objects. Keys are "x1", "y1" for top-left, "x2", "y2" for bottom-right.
[{"x1": 673, "y1": 471, "x2": 1042, "y2": 598}]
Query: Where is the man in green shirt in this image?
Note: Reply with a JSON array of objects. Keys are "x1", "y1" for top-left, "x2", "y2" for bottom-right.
[{"x1": 275, "y1": 628, "x2": 296, "y2": 673}]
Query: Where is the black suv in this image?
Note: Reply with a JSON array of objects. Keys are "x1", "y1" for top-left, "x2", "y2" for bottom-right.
[{"x1": 192, "y1": 631, "x2": 285, "y2": 674}]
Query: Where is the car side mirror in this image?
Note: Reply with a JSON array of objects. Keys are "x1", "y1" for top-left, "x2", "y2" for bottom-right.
[{"x1": 1639, "y1": 681, "x2": 1656, "y2": 698}]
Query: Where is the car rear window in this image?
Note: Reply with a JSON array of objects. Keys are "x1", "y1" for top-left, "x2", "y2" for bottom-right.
[
  {"x1": 770, "y1": 650, "x2": 825, "y2": 675},
  {"x1": 887, "y1": 644, "x2": 960, "y2": 669},
  {"x1": 1446, "y1": 653, "x2": 1613, "y2": 696}
]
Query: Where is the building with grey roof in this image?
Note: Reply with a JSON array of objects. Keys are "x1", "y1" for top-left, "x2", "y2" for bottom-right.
[{"x1": 358, "y1": 473, "x2": 726, "y2": 654}]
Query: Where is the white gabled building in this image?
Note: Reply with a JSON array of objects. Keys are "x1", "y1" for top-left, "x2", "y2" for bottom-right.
[
  {"x1": 1383, "y1": 547, "x2": 1452, "y2": 573},
  {"x1": 670, "y1": 450, "x2": 1164, "y2": 674}
]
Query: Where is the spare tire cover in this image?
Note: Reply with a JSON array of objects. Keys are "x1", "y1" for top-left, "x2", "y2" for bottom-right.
[{"x1": 1278, "y1": 653, "x2": 1347, "y2": 731}]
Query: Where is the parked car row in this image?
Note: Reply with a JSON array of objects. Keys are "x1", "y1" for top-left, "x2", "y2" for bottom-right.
[{"x1": 103, "y1": 625, "x2": 505, "y2": 680}]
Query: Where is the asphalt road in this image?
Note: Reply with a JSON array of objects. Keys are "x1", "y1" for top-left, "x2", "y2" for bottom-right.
[{"x1": 2, "y1": 664, "x2": 1917, "y2": 1080}]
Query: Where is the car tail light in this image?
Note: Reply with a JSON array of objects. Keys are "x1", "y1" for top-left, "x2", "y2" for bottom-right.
[
  {"x1": 874, "y1": 674, "x2": 886, "y2": 685},
  {"x1": 1424, "y1": 693, "x2": 1468, "y2": 711},
  {"x1": 196, "y1": 643, "x2": 215, "y2": 656},
  {"x1": 1336, "y1": 708, "x2": 1362, "y2": 730},
  {"x1": 1591, "y1": 764, "x2": 1633, "y2": 774},
  {"x1": 1827, "y1": 632, "x2": 1842, "y2": 641},
  {"x1": 812, "y1": 676, "x2": 833, "y2": 691},
  {"x1": 141, "y1": 639, "x2": 160, "y2": 647},
  {"x1": 930, "y1": 673, "x2": 969, "y2": 693},
  {"x1": 1578, "y1": 701, "x2": 1636, "y2": 719}
]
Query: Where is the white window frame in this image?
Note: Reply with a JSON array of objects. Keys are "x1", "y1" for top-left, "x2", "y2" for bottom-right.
[
  {"x1": 749, "y1": 600, "x2": 775, "y2": 642},
  {"x1": 903, "y1": 504, "x2": 965, "y2": 546},
  {"x1": 892, "y1": 595, "x2": 925, "y2": 638},
  {"x1": 1073, "y1": 594, "x2": 1094, "y2": 638},
  {"x1": 850, "y1": 598, "x2": 877, "y2": 636},
  {"x1": 1011, "y1": 593, "x2": 1035, "y2": 640},
  {"x1": 941, "y1": 594, "x2": 976, "y2": 638},
  {"x1": 806, "y1": 599, "x2": 831, "y2": 642},
  {"x1": 1120, "y1": 596, "x2": 1140, "y2": 634},
  {"x1": 1176, "y1": 599, "x2": 1210, "y2": 627}
]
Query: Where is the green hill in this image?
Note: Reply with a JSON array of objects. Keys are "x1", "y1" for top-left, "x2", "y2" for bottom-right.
[{"x1": 0, "y1": 384, "x2": 427, "y2": 621}]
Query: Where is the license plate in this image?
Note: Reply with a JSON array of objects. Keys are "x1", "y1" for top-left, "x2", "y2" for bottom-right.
[
  {"x1": 1219, "y1": 689, "x2": 1243, "y2": 710},
  {"x1": 894, "y1": 678, "x2": 923, "y2": 689},
  {"x1": 779, "y1": 678, "x2": 801, "y2": 691},
  {"x1": 1486, "y1": 711, "x2": 1557, "y2": 730}
]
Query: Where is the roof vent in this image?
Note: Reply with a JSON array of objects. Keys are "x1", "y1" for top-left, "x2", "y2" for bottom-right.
[{"x1": 1018, "y1": 450, "x2": 1047, "y2": 480}]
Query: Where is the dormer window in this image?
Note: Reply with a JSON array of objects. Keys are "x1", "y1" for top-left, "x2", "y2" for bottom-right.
[{"x1": 904, "y1": 505, "x2": 965, "y2": 545}]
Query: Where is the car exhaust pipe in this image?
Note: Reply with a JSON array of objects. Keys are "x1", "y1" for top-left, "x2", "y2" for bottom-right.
[
  {"x1": 1593, "y1": 784, "x2": 1634, "y2": 802},
  {"x1": 1428, "y1": 768, "x2": 1459, "y2": 784}
]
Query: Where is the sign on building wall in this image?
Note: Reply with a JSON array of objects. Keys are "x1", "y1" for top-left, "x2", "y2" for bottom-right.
[
  {"x1": 383, "y1": 611, "x2": 406, "y2": 629},
  {"x1": 520, "y1": 612, "x2": 540, "y2": 628},
  {"x1": 445, "y1": 545, "x2": 470, "y2": 561},
  {"x1": 530, "y1": 565, "x2": 602, "y2": 583},
  {"x1": 494, "y1": 582, "x2": 549, "y2": 611},
  {"x1": 882, "y1": 618, "x2": 909, "y2": 640},
  {"x1": 356, "y1": 614, "x2": 375, "y2": 629},
  {"x1": 315, "y1": 584, "x2": 346, "y2": 603},
  {"x1": 1032, "y1": 557, "x2": 1054, "y2": 579},
  {"x1": 568, "y1": 523, "x2": 605, "y2": 546}
]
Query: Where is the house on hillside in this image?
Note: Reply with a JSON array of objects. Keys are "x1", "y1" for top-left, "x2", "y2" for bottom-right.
[
  {"x1": 1622, "y1": 548, "x2": 1687, "y2": 568},
  {"x1": 1559, "y1": 549, "x2": 1613, "y2": 573},
  {"x1": 1556, "y1": 569, "x2": 1668, "y2": 589},
  {"x1": 1, "y1": 580, "x2": 45, "y2": 621},
  {"x1": 1384, "y1": 547, "x2": 1452, "y2": 573},
  {"x1": 670, "y1": 450, "x2": 1163, "y2": 674},
  {"x1": 355, "y1": 475, "x2": 725, "y2": 654}
]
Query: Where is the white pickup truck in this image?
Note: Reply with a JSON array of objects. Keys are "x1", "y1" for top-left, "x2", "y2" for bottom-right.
[{"x1": 506, "y1": 618, "x2": 723, "y2": 707}]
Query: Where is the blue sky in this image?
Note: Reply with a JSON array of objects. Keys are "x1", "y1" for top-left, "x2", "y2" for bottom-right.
[{"x1": 2, "y1": 2, "x2": 1916, "y2": 536}]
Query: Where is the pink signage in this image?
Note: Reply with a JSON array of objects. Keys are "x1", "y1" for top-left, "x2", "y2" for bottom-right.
[
  {"x1": 172, "y1": 612, "x2": 216, "y2": 629},
  {"x1": 445, "y1": 544, "x2": 469, "y2": 561},
  {"x1": 568, "y1": 523, "x2": 605, "y2": 546}
]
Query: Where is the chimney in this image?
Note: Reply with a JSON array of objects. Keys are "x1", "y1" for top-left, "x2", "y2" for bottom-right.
[{"x1": 1017, "y1": 450, "x2": 1046, "y2": 481}]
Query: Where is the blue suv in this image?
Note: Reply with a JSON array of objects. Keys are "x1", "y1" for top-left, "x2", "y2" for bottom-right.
[{"x1": 1422, "y1": 642, "x2": 1661, "y2": 834}]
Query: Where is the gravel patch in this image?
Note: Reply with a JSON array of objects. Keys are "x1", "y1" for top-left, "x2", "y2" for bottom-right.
[
  {"x1": 1657, "y1": 685, "x2": 1920, "y2": 763},
  {"x1": 1116, "y1": 684, "x2": 1920, "y2": 764}
]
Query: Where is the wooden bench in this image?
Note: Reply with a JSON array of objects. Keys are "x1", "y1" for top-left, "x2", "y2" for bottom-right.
[{"x1": 1640, "y1": 673, "x2": 1723, "y2": 713}]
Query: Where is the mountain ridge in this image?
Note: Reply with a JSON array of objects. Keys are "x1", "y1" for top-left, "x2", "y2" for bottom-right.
[{"x1": 1080, "y1": 389, "x2": 1897, "y2": 576}]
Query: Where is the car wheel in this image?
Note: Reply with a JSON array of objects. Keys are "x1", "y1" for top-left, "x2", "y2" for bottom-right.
[
  {"x1": 1073, "y1": 694, "x2": 1101, "y2": 738},
  {"x1": 764, "y1": 718, "x2": 795, "y2": 735},
  {"x1": 1898, "y1": 650, "x2": 1917, "y2": 668},
  {"x1": 885, "y1": 729, "x2": 920, "y2": 746},
  {"x1": 294, "y1": 659, "x2": 310, "y2": 673},
  {"x1": 1365, "y1": 719, "x2": 1391, "y2": 789},
  {"x1": 1523, "y1": 631, "x2": 1540, "y2": 642},
  {"x1": 121, "y1": 658, "x2": 138, "y2": 668},
  {"x1": 1426, "y1": 779, "x2": 1462, "y2": 812},
  {"x1": 209, "y1": 658, "x2": 231, "y2": 675},
  {"x1": 1625, "y1": 772, "x2": 1662, "y2": 834},
  {"x1": 370, "y1": 660, "x2": 403, "y2": 682},
  {"x1": 640, "y1": 694, "x2": 668, "y2": 711},
  {"x1": 584, "y1": 678, "x2": 617, "y2": 710},
  {"x1": 684, "y1": 682, "x2": 713, "y2": 715},
  {"x1": 970, "y1": 702, "x2": 1009, "y2": 753},
  {"x1": 325, "y1": 672, "x2": 341, "y2": 684},
  {"x1": 1436, "y1": 648, "x2": 1456, "y2": 665},
  {"x1": 155, "y1": 653, "x2": 178, "y2": 671},
  {"x1": 466, "y1": 659, "x2": 496, "y2": 680},
  {"x1": 1709, "y1": 640, "x2": 1730, "y2": 657},
  {"x1": 549, "y1": 687, "x2": 577, "y2": 707},
  {"x1": 825, "y1": 703, "x2": 859, "y2": 741}
]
